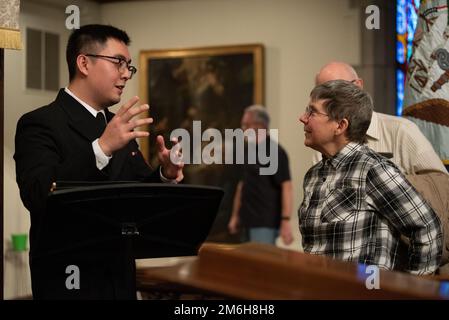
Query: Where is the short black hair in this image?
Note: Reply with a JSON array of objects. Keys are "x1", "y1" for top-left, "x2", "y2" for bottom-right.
[{"x1": 66, "y1": 24, "x2": 130, "y2": 81}]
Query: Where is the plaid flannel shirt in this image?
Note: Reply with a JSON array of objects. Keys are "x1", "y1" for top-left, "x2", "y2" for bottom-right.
[{"x1": 299, "y1": 142, "x2": 442, "y2": 274}]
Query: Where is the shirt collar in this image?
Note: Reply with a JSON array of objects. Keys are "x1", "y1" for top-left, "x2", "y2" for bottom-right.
[
  {"x1": 366, "y1": 111, "x2": 379, "y2": 141},
  {"x1": 64, "y1": 87, "x2": 106, "y2": 118},
  {"x1": 323, "y1": 142, "x2": 362, "y2": 169}
]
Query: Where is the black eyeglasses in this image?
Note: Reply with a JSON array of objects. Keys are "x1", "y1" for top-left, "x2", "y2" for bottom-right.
[
  {"x1": 304, "y1": 105, "x2": 329, "y2": 119},
  {"x1": 85, "y1": 54, "x2": 137, "y2": 79}
]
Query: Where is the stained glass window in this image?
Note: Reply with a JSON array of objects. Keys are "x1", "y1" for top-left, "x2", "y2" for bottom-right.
[{"x1": 396, "y1": 0, "x2": 421, "y2": 115}]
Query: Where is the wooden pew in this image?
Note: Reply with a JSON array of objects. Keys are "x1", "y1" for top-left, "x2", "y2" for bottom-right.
[{"x1": 136, "y1": 242, "x2": 449, "y2": 300}]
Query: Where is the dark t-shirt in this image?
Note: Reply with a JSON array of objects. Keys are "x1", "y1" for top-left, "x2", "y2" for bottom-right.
[{"x1": 239, "y1": 137, "x2": 291, "y2": 228}]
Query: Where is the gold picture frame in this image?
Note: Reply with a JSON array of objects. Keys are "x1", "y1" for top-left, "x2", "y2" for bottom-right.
[{"x1": 139, "y1": 44, "x2": 264, "y2": 241}]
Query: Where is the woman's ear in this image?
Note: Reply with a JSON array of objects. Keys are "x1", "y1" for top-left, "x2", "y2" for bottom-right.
[{"x1": 335, "y1": 118, "x2": 349, "y2": 136}]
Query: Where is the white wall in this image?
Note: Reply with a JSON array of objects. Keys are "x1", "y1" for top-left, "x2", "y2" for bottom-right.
[
  {"x1": 3, "y1": 0, "x2": 360, "y2": 298},
  {"x1": 100, "y1": 0, "x2": 361, "y2": 249}
]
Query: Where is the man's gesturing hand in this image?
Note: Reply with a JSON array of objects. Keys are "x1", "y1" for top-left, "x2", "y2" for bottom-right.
[
  {"x1": 98, "y1": 96, "x2": 153, "y2": 156},
  {"x1": 156, "y1": 135, "x2": 184, "y2": 182}
]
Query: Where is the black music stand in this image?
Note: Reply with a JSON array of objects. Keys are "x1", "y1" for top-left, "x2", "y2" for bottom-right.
[{"x1": 30, "y1": 182, "x2": 223, "y2": 300}]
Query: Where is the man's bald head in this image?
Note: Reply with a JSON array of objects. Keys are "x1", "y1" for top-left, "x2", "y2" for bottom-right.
[{"x1": 315, "y1": 61, "x2": 363, "y2": 88}]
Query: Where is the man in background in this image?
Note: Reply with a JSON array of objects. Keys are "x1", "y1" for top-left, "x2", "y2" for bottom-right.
[{"x1": 228, "y1": 105, "x2": 293, "y2": 246}]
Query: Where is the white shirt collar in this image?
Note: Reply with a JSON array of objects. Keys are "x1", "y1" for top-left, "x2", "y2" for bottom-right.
[
  {"x1": 64, "y1": 87, "x2": 106, "y2": 118},
  {"x1": 366, "y1": 111, "x2": 379, "y2": 141}
]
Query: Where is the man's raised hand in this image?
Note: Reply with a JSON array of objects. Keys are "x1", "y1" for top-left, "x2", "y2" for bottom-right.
[{"x1": 98, "y1": 96, "x2": 153, "y2": 156}]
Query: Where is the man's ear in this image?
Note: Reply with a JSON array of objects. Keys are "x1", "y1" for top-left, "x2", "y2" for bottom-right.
[
  {"x1": 76, "y1": 55, "x2": 89, "y2": 77},
  {"x1": 335, "y1": 118, "x2": 349, "y2": 137}
]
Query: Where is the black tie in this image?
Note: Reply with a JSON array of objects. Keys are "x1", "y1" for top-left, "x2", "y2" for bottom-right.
[
  {"x1": 96, "y1": 112, "x2": 110, "y2": 175},
  {"x1": 96, "y1": 112, "x2": 107, "y2": 136}
]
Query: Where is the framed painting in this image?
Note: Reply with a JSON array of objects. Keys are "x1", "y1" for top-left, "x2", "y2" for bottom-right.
[{"x1": 139, "y1": 44, "x2": 264, "y2": 242}]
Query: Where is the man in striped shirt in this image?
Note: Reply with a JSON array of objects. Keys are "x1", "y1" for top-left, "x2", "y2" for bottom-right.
[{"x1": 298, "y1": 80, "x2": 442, "y2": 274}]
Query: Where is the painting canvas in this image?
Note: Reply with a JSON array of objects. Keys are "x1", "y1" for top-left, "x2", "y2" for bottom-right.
[{"x1": 139, "y1": 44, "x2": 264, "y2": 242}]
